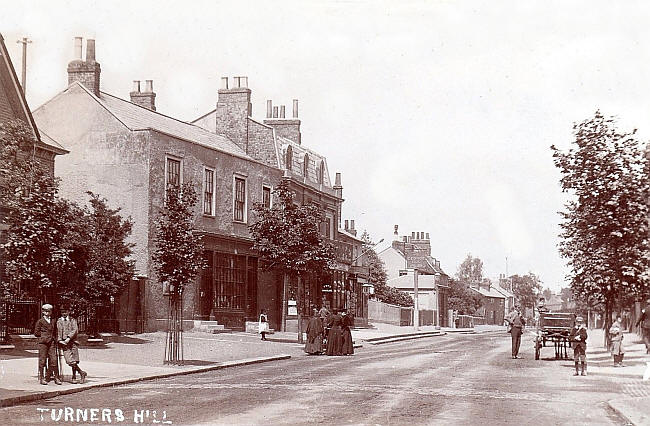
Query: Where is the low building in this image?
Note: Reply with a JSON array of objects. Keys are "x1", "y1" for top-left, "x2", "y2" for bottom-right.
[
  {"x1": 469, "y1": 281, "x2": 505, "y2": 325},
  {"x1": 378, "y1": 230, "x2": 450, "y2": 326}
]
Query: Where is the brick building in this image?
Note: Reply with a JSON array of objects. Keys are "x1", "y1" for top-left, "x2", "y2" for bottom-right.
[
  {"x1": 33, "y1": 37, "x2": 366, "y2": 332},
  {"x1": 469, "y1": 281, "x2": 505, "y2": 325},
  {"x1": 378, "y1": 230, "x2": 450, "y2": 326}
]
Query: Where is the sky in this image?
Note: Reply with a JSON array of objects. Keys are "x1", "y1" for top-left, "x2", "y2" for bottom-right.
[{"x1": 3, "y1": 0, "x2": 650, "y2": 292}]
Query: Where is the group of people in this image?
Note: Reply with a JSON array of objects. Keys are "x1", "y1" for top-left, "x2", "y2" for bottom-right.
[
  {"x1": 33, "y1": 303, "x2": 88, "y2": 385},
  {"x1": 305, "y1": 306, "x2": 354, "y2": 356}
]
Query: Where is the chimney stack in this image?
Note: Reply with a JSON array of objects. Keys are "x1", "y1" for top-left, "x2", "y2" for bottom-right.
[
  {"x1": 264, "y1": 98, "x2": 301, "y2": 144},
  {"x1": 130, "y1": 79, "x2": 156, "y2": 111},
  {"x1": 67, "y1": 37, "x2": 101, "y2": 96},
  {"x1": 215, "y1": 75, "x2": 252, "y2": 154}
]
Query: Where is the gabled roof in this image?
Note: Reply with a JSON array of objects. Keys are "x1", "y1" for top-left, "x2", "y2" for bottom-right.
[
  {"x1": 0, "y1": 33, "x2": 66, "y2": 155},
  {"x1": 470, "y1": 286, "x2": 506, "y2": 299},
  {"x1": 36, "y1": 82, "x2": 251, "y2": 160}
]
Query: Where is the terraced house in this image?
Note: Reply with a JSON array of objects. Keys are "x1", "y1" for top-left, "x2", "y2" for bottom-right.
[{"x1": 33, "y1": 37, "x2": 367, "y2": 333}]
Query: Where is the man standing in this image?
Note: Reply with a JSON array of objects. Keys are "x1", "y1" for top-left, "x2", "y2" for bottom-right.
[
  {"x1": 57, "y1": 306, "x2": 87, "y2": 384},
  {"x1": 635, "y1": 298, "x2": 650, "y2": 354},
  {"x1": 506, "y1": 306, "x2": 525, "y2": 359},
  {"x1": 34, "y1": 304, "x2": 62, "y2": 385},
  {"x1": 569, "y1": 316, "x2": 588, "y2": 376}
]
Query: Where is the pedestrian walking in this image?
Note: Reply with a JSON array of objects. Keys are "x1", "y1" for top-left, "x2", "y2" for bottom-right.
[
  {"x1": 609, "y1": 316, "x2": 625, "y2": 367},
  {"x1": 635, "y1": 299, "x2": 650, "y2": 354},
  {"x1": 57, "y1": 305, "x2": 87, "y2": 384},
  {"x1": 34, "y1": 304, "x2": 62, "y2": 385},
  {"x1": 326, "y1": 310, "x2": 343, "y2": 356},
  {"x1": 569, "y1": 316, "x2": 588, "y2": 376},
  {"x1": 259, "y1": 309, "x2": 269, "y2": 341},
  {"x1": 506, "y1": 306, "x2": 525, "y2": 359},
  {"x1": 340, "y1": 309, "x2": 354, "y2": 355},
  {"x1": 304, "y1": 308, "x2": 324, "y2": 355}
]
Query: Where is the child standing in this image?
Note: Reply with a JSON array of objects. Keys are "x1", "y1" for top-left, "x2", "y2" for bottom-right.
[
  {"x1": 259, "y1": 309, "x2": 269, "y2": 341},
  {"x1": 569, "y1": 316, "x2": 588, "y2": 376},
  {"x1": 609, "y1": 316, "x2": 625, "y2": 367}
]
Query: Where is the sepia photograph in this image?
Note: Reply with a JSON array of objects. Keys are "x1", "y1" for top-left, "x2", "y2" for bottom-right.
[{"x1": 1, "y1": 1, "x2": 650, "y2": 424}]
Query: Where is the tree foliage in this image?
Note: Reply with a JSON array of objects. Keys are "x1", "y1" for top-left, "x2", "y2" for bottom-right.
[
  {"x1": 457, "y1": 254, "x2": 484, "y2": 286},
  {"x1": 551, "y1": 111, "x2": 650, "y2": 327},
  {"x1": 358, "y1": 231, "x2": 413, "y2": 308},
  {"x1": 447, "y1": 278, "x2": 482, "y2": 314},
  {"x1": 250, "y1": 180, "x2": 336, "y2": 276},
  {"x1": 152, "y1": 183, "x2": 205, "y2": 296},
  {"x1": 510, "y1": 273, "x2": 542, "y2": 313}
]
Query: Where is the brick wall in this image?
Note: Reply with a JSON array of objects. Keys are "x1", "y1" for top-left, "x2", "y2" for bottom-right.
[
  {"x1": 215, "y1": 88, "x2": 251, "y2": 154},
  {"x1": 247, "y1": 119, "x2": 279, "y2": 167}
]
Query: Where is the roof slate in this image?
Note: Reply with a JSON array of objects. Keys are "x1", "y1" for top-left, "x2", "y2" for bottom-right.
[{"x1": 98, "y1": 91, "x2": 251, "y2": 159}]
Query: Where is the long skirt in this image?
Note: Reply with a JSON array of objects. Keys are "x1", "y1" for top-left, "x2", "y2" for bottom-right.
[
  {"x1": 326, "y1": 326, "x2": 343, "y2": 356},
  {"x1": 304, "y1": 335, "x2": 323, "y2": 354},
  {"x1": 341, "y1": 328, "x2": 354, "y2": 355},
  {"x1": 611, "y1": 339, "x2": 624, "y2": 356}
]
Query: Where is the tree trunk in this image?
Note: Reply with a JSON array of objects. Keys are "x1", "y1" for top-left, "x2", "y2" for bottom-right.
[
  {"x1": 281, "y1": 273, "x2": 288, "y2": 332},
  {"x1": 297, "y1": 274, "x2": 304, "y2": 344},
  {"x1": 603, "y1": 298, "x2": 612, "y2": 349}
]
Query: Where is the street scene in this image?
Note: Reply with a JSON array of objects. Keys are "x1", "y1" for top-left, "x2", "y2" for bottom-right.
[{"x1": 2, "y1": 1, "x2": 650, "y2": 425}]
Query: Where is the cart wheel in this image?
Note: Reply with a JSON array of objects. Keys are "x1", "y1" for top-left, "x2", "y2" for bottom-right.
[{"x1": 535, "y1": 343, "x2": 540, "y2": 360}]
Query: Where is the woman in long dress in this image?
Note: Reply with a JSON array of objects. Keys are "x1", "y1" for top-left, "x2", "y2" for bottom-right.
[
  {"x1": 340, "y1": 309, "x2": 354, "y2": 355},
  {"x1": 326, "y1": 311, "x2": 343, "y2": 356},
  {"x1": 609, "y1": 316, "x2": 625, "y2": 367},
  {"x1": 304, "y1": 308, "x2": 324, "y2": 355}
]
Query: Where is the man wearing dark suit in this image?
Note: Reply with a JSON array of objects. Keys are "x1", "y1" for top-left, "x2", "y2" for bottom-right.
[
  {"x1": 506, "y1": 306, "x2": 526, "y2": 359},
  {"x1": 569, "y1": 316, "x2": 588, "y2": 376},
  {"x1": 34, "y1": 304, "x2": 62, "y2": 385},
  {"x1": 635, "y1": 299, "x2": 650, "y2": 354}
]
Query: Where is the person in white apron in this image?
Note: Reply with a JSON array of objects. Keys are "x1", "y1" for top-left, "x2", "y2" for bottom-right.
[{"x1": 259, "y1": 309, "x2": 269, "y2": 341}]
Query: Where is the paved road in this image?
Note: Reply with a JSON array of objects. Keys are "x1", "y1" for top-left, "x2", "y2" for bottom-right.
[{"x1": 1, "y1": 332, "x2": 632, "y2": 425}]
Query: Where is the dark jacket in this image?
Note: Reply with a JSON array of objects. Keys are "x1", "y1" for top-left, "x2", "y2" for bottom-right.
[
  {"x1": 569, "y1": 325, "x2": 588, "y2": 351},
  {"x1": 34, "y1": 317, "x2": 56, "y2": 345},
  {"x1": 636, "y1": 308, "x2": 650, "y2": 329}
]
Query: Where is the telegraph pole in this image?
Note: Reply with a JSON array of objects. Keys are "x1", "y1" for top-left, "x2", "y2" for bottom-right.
[{"x1": 16, "y1": 37, "x2": 31, "y2": 96}]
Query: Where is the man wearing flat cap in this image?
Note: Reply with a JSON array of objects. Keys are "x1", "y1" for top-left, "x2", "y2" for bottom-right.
[
  {"x1": 33, "y1": 304, "x2": 62, "y2": 385},
  {"x1": 569, "y1": 315, "x2": 588, "y2": 376}
]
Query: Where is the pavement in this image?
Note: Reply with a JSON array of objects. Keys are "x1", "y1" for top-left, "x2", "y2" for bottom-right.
[
  {"x1": 582, "y1": 328, "x2": 650, "y2": 426},
  {"x1": 0, "y1": 321, "x2": 465, "y2": 408}
]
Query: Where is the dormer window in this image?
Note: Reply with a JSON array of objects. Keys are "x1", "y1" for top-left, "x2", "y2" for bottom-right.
[
  {"x1": 285, "y1": 146, "x2": 293, "y2": 170},
  {"x1": 303, "y1": 154, "x2": 309, "y2": 178}
]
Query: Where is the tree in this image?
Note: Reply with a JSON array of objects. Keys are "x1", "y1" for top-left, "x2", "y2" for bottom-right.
[
  {"x1": 510, "y1": 273, "x2": 542, "y2": 315},
  {"x1": 551, "y1": 111, "x2": 650, "y2": 344},
  {"x1": 560, "y1": 287, "x2": 574, "y2": 311},
  {"x1": 250, "y1": 180, "x2": 336, "y2": 342},
  {"x1": 152, "y1": 182, "x2": 205, "y2": 364},
  {"x1": 457, "y1": 254, "x2": 484, "y2": 286},
  {"x1": 542, "y1": 288, "x2": 553, "y2": 301},
  {"x1": 447, "y1": 278, "x2": 482, "y2": 315},
  {"x1": 58, "y1": 193, "x2": 136, "y2": 332}
]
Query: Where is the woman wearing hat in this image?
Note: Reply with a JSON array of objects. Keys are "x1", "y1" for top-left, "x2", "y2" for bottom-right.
[
  {"x1": 33, "y1": 304, "x2": 62, "y2": 385},
  {"x1": 569, "y1": 316, "x2": 588, "y2": 376}
]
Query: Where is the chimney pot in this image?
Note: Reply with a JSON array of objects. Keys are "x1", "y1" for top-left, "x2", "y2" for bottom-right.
[
  {"x1": 272, "y1": 106, "x2": 278, "y2": 118},
  {"x1": 351, "y1": 220, "x2": 355, "y2": 229},
  {"x1": 394, "y1": 225, "x2": 399, "y2": 235},
  {"x1": 345, "y1": 220, "x2": 349, "y2": 230},
  {"x1": 266, "y1": 100, "x2": 272, "y2": 118},
  {"x1": 280, "y1": 105, "x2": 285, "y2": 118},
  {"x1": 293, "y1": 99, "x2": 299, "y2": 118},
  {"x1": 334, "y1": 172, "x2": 341, "y2": 186},
  {"x1": 74, "y1": 37, "x2": 83, "y2": 60},
  {"x1": 132, "y1": 80, "x2": 141, "y2": 92},
  {"x1": 221, "y1": 77, "x2": 229, "y2": 89},
  {"x1": 86, "y1": 39, "x2": 96, "y2": 62},
  {"x1": 426, "y1": 232, "x2": 429, "y2": 240},
  {"x1": 241, "y1": 76, "x2": 248, "y2": 88},
  {"x1": 411, "y1": 232, "x2": 416, "y2": 239},
  {"x1": 144, "y1": 80, "x2": 153, "y2": 92}
]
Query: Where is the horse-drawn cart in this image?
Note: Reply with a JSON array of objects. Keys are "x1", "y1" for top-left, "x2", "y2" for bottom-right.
[{"x1": 534, "y1": 311, "x2": 575, "y2": 360}]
